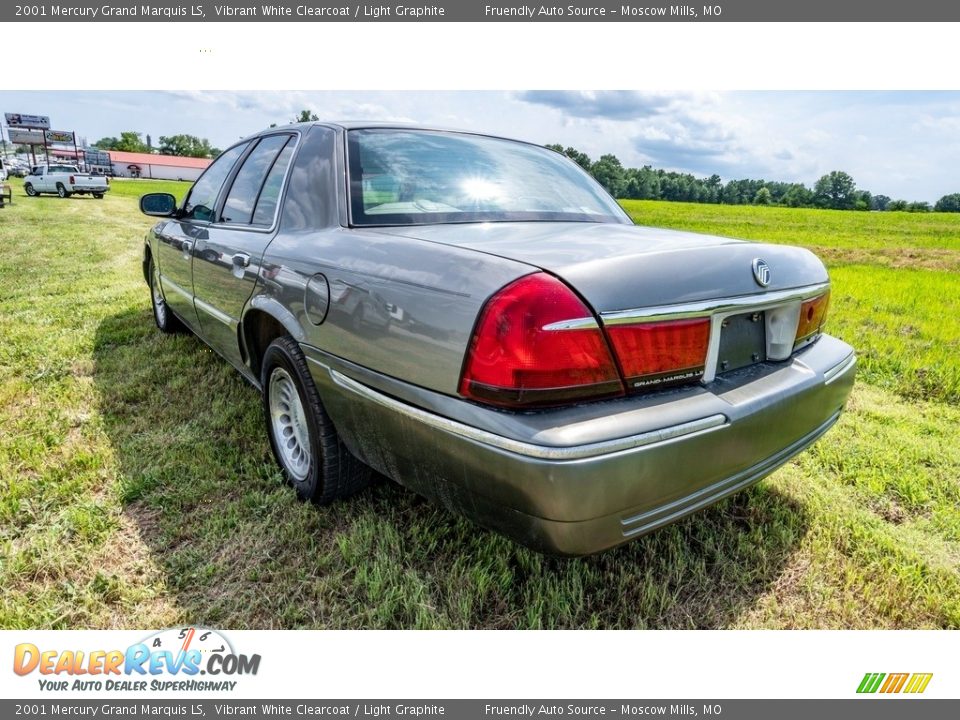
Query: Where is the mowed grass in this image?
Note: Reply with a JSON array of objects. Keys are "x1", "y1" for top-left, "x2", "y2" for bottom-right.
[
  {"x1": 623, "y1": 200, "x2": 960, "y2": 406},
  {"x1": 1, "y1": 182, "x2": 959, "y2": 629}
]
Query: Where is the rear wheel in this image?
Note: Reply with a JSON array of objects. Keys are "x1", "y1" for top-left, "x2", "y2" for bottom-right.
[
  {"x1": 56, "y1": 183, "x2": 70, "y2": 198},
  {"x1": 24, "y1": 183, "x2": 37, "y2": 197},
  {"x1": 262, "y1": 336, "x2": 370, "y2": 503},
  {"x1": 148, "y1": 258, "x2": 184, "y2": 334}
]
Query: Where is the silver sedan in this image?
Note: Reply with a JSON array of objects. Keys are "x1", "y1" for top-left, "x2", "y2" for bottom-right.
[{"x1": 139, "y1": 122, "x2": 855, "y2": 555}]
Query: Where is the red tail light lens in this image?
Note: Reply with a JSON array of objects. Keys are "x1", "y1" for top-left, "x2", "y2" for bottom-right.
[
  {"x1": 795, "y1": 291, "x2": 831, "y2": 345},
  {"x1": 69, "y1": 175, "x2": 75, "y2": 184},
  {"x1": 606, "y1": 318, "x2": 711, "y2": 390},
  {"x1": 459, "y1": 273, "x2": 623, "y2": 407}
]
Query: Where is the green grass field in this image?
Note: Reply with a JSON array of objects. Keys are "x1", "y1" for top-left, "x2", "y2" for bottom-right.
[{"x1": 1, "y1": 184, "x2": 958, "y2": 629}]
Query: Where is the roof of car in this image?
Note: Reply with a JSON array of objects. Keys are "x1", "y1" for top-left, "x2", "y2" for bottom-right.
[
  {"x1": 252, "y1": 120, "x2": 465, "y2": 134},
  {"x1": 247, "y1": 121, "x2": 542, "y2": 149}
]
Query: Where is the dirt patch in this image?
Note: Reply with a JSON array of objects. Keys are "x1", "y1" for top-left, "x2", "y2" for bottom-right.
[{"x1": 812, "y1": 245, "x2": 960, "y2": 272}]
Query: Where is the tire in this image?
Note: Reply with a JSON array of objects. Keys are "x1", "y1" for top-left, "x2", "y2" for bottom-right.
[
  {"x1": 56, "y1": 183, "x2": 70, "y2": 198},
  {"x1": 261, "y1": 336, "x2": 371, "y2": 503},
  {"x1": 24, "y1": 183, "x2": 37, "y2": 197},
  {"x1": 148, "y1": 258, "x2": 184, "y2": 334},
  {"x1": 93, "y1": 193, "x2": 104, "y2": 199}
]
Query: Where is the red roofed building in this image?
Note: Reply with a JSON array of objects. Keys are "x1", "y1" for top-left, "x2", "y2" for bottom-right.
[{"x1": 107, "y1": 151, "x2": 212, "y2": 181}]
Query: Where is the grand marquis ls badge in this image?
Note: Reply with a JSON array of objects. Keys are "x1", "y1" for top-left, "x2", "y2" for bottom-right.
[{"x1": 752, "y1": 258, "x2": 771, "y2": 287}]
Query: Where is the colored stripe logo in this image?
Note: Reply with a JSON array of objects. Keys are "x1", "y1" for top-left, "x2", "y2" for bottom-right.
[{"x1": 857, "y1": 672, "x2": 933, "y2": 694}]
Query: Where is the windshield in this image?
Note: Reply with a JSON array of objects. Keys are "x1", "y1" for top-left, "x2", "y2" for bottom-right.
[{"x1": 347, "y1": 129, "x2": 630, "y2": 227}]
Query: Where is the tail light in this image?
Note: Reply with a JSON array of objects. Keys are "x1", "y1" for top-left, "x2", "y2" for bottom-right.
[
  {"x1": 606, "y1": 318, "x2": 711, "y2": 390},
  {"x1": 459, "y1": 273, "x2": 624, "y2": 407},
  {"x1": 795, "y1": 291, "x2": 830, "y2": 346},
  {"x1": 105, "y1": 177, "x2": 110, "y2": 185},
  {"x1": 69, "y1": 175, "x2": 75, "y2": 184}
]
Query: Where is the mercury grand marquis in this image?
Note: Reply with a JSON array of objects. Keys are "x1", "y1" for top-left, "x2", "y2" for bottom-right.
[{"x1": 139, "y1": 122, "x2": 856, "y2": 555}]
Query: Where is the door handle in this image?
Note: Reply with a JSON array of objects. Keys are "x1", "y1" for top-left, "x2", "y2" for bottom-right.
[
  {"x1": 232, "y1": 253, "x2": 251, "y2": 268},
  {"x1": 180, "y1": 239, "x2": 194, "y2": 255}
]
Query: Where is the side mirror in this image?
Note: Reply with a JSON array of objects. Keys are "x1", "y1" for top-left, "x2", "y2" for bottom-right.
[{"x1": 140, "y1": 192, "x2": 178, "y2": 217}]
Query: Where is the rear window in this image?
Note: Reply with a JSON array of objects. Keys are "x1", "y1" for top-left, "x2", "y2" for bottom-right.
[{"x1": 347, "y1": 129, "x2": 630, "y2": 227}]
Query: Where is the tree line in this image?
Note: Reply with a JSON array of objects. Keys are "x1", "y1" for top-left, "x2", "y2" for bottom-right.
[
  {"x1": 546, "y1": 144, "x2": 960, "y2": 213},
  {"x1": 91, "y1": 131, "x2": 222, "y2": 159},
  {"x1": 88, "y1": 111, "x2": 322, "y2": 159}
]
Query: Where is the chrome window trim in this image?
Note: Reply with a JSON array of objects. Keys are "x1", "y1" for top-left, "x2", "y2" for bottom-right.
[
  {"x1": 214, "y1": 131, "x2": 301, "y2": 233},
  {"x1": 328, "y1": 368, "x2": 727, "y2": 461}
]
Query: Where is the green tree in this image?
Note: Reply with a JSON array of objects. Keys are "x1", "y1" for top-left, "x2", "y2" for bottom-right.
[
  {"x1": 781, "y1": 183, "x2": 814, "y2": 207},
  {"x1": 934, "y1": 193, "x2": 960, "y2": 212},
  {"x1": 93, "y1": 136, "x2": 119, "y2": 150},
  {"x1": 590, "y1": 154, "x2": 627, "y2": 198},
  {"x1": 887, "y1": 199, "x2": 908, "y2": 211},
  {"x1": 94, "y1": 131, "x2": 150, "y2": 153},
  {"x1": 546, "y1": 144, "x2": 593, "y2": 172},
  {"x1": 293, "y1": 109, "x2": 319, "y2": 123},
  {"x1": 114, "y1": 131, "x2": 150, "y2": 153},
  {"x1": 753, "y1": 187, "x2": 772, "y2": 205},
  {"x1": 907, "y1": 201, "x2": 931, "y2": 213},
  {"x1": 872, "y1": 194, "x2": 891, "y2": 211},
  {"x1": 158, "y1": 134, "x2": 216, "y2": 158},
  {"x1": 813, "y1": 171, "x2": 857, "y2": 209}
]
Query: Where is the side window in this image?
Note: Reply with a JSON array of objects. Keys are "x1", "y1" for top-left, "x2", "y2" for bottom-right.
[
  {"x1": 182, "y1": 142, "x2": 248, "y2": 222},
  {"x1": 251, "y1": 142, "x2": 295, "y2": 226},
  {"x1": 221, "y1": 134, "x2": 291, "y2": 225}
]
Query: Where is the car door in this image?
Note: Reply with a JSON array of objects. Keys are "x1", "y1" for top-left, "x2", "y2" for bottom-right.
[
  {"x1": 155, "y1": 142, "x2": 249, "y2": 330},
  {"x1": 31, "y1": 167, "x2": 51, "y2": 192},
  {"x1": 191, "y1": 133, "x2": 298, "y2": 369}
]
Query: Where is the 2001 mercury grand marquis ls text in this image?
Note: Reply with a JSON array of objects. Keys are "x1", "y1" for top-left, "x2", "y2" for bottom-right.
[{"x1": 139, "y1": 122, "x2": 856, "y2": 555}]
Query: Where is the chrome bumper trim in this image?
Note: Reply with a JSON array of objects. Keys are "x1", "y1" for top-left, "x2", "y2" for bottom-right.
[
  {"x1": 329, "y1": 369, "x2": 727, "y2": 462},
  {"x1": 824, "y1": 352, "x2": 857, "y2": 384}
]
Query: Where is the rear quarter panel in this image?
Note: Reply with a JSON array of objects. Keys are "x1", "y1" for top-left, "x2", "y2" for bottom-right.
[{"x1": 256, "y1": 227, "x2": 534, "y2": 394}]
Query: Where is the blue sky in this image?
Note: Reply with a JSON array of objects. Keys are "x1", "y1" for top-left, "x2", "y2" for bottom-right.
[{"x1": 2, "y1": 90, "x2": 958, "y2": 201}]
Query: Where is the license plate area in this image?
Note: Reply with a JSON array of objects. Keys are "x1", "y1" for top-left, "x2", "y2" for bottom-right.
[{"x1": 717, "y1": 311, "x2": 766, "y2": 375}]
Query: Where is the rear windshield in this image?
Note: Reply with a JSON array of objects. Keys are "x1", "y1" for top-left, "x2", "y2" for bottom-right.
[{"x1": 347, "y1": 129, "x2": 630, "y2": 227}]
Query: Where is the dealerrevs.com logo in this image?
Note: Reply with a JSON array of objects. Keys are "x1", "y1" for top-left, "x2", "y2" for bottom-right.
[{"x1": 13, "y1": 627, "x2": 261, "y2": 692}]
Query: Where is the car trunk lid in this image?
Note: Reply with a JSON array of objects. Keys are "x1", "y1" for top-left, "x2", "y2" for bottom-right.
[{"x1": 370, "y1": 221, "x2": 829, "y2": 312}]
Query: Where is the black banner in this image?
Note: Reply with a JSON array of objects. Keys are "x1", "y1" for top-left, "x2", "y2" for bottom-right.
[
  {"x1": 3, "y1": 0, "x2": 958, "y2": 23},
  {"x1": 3, "y1": 700, "x2": 959, "y2": 719}
]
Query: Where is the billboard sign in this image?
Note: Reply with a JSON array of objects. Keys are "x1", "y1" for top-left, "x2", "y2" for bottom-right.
[
  {"x1": 45, "y1": 130, "x2": 74, "y2": 143},
  {"x1": 9, "y1": 129, "x2": 45, "y2": 145},
  {"x1": 5, "y1": 113, "x2": 51, "y2": 129}
]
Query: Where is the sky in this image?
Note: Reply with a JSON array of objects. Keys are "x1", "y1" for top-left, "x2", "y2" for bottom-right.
[{"x1": 2, "y1": 90, "x2": 958, "y2": 202}]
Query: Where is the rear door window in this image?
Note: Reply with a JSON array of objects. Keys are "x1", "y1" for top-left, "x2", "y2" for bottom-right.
[
  {"x1": 221, "y1": 135, "x2": 293, "y2": 225},
  {"x1": 251, "y1": 142, "x2": 295, "y2": 226}
]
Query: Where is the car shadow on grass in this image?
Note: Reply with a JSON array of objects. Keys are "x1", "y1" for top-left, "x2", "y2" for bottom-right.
[{"x1": 93, "y1": 307, "x2": 809, "y2": 630}]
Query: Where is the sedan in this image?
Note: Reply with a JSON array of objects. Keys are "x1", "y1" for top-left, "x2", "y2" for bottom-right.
[{"x1": 139, "y1": 122, "x2": 856, "y2": 555}]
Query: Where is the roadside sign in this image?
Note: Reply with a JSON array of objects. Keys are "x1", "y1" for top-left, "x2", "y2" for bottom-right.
[
  {"x1": 9, "y1": 128, "x2": 45, "y2": 145},
  {"x1": 5, "y1": 113, "x2": 51, "y2": 130},
  {"x1": 45, "y1": 130, "x2": 74, "y2": 143}
]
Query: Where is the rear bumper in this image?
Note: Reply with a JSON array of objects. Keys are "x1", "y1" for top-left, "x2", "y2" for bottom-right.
[{"x1": 305, "y1": 334, "x2": 856, "y2": 556}]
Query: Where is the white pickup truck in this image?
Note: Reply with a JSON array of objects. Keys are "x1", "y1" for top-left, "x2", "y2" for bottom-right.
[{"x1": 24, "y1": 164, "x2": 110, "y2": 199}]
